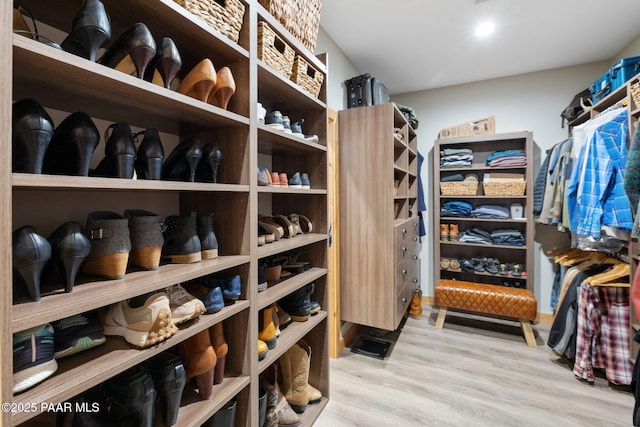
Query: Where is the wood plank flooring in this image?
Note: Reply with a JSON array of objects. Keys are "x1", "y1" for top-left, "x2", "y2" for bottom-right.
[{"x1": 315, "y1": 305, "x2": 635, "y2": 427}]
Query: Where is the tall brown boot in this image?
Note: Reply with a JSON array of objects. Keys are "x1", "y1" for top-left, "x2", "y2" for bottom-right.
[
  {"x1": 408, "y1": 288, "x2": 423, "y2": 319},
  {"x1": 278, "y1": 340, "x2": 322, "y2": 413},
  {"x1": 260, "y1": 362, "x2": 300, "y2": 427},
  {"x1": 209, "y1": 322, "x2": 228, "y2": 385},
  {"x1": 178, "y1": 329, "x2": 216, "y2": 399}
]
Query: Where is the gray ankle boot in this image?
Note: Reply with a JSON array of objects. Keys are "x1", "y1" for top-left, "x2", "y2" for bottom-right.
[
  {"x1": 83, "y1": 211, "x2": 131, "y2": 279},
  {"x1": 124, "y1": 209, "x2": 164, "y2": 270}
]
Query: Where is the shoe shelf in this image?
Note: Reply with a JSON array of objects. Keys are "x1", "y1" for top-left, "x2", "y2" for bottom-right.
[
  {"x1": 12, "y1": 256, "x2": 250, "y2": 333},
  {"x1": 440, "y1": 241, "x2": 528, "y2": 250},
  {"x1": 12, "y1": 299, "x2": 250, "y2": 425},
  {"x1": 176, "y1": 376, "x2": 251, "y2": 426},
  {"x1": 4, "y1": 0, "x2": 330, "y2": 424},
  {"x1": 13, "y1": 37, "x2": 249, "y2": 133},
  {"x1": 257, "y1": 267, "x2": 328, "y2": 310},
  {"x1": 12, "y1": 173, "x2": 250, "y2": 193},
  {"x1": 257, "y1": 124, "x2": 327, "y2": 153},
  {"x1": 257, "y1": 61, "x2": 326, "y2": 110},
  {"x1": 256, "y1": 234, "x2": 328, "y2": 258},
  {"x1": 257, "y1": 310, "x2": 327, "y2": 375},
  {"x1": 440, "y1": 269, "x2": 529, "y2": 281}
]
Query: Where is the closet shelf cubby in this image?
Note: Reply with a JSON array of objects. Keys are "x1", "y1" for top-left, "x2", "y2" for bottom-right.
[{"x1": 4, "y1": 0, "x2": 330, "y2": 424}]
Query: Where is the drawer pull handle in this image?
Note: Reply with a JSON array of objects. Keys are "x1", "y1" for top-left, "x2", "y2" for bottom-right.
[
  {"x1": 402, "y1": 246, "x2": 407, "y2": 252},
  {"x1": 402, "y1": 228, "x2": 406, "y2": 235},
  {"x1": 413, "y1": 236, "x2": 418, "y2": 242},
  {"x1": 412, "y1": 255, "x2": 418, "y2": 260},
  {"x1": 402, "y1": 297, "x2": 407, "y2": 304},
  {"x1": 413, "y1": 278, "x2": 419, "y2": 283},
  {"x1": 401, "y1": 269, "x2": 407, "y2": 275}
]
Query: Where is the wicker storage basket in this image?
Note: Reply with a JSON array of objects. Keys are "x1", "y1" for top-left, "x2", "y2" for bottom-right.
[
  {"x1": 174, "y1": 0, "x2": 245, "y2": 43},
  {"x1": 291, "y1": 55, "x2": 323, "y2": 98},
  {"x1": 483, "y1": 181, "x2": 526, "y2": 196},
  {"x1": 258, "y1": 21, "x2": 295, "y2": 79},
  {"x1": 440, "y1": 181, "x2": 478, "y2": 196},
  {"x1": 258, "y1": 0, "x2": 321, "y2": 52},
  {"x1": 631, "y1": 81, "x2": 640, "y2": 108}
]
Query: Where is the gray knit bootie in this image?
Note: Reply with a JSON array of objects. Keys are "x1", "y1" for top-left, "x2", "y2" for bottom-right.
[
  {"x1": 124, "y1": 209, "x2": 164, "y2": 270},
  {"x1": 83, "y1": 211, "x2": 131, "y2": 279}
]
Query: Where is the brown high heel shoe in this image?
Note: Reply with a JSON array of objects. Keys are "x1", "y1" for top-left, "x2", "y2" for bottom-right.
[
  {"x1": 177, "y1": 59, "x2": 217, "y2": 102},
  {"x1": 178, "y1": 330, "x2": 216, "y2": 400},
  {"x1": 208, "y1": 66, "x2": 236, "y2": 110},
  {"x1": 209, "y1": 322, "x2": 228, "y2": 385}
]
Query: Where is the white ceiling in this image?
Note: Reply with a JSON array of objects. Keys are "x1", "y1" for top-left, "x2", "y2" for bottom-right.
[{"x1": 320, "y1": 0, "x2": 640, "y2": 94}]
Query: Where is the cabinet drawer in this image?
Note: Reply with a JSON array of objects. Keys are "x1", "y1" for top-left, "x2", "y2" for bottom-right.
[
  {"x1": 394, "y1": 223, "x2": 410, "y2": 245},
  {"x1": 394, "y1": 284, "x2": 414, "y2": 327},
  {"x1": 395, "y1": 242, "x2": 410, "y2": 264},
  {"x1": 395, "y1": 262, "x2": 408, "y2": 295}
]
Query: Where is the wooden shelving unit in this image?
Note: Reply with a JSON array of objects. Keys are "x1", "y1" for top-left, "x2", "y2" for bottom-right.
[
  {"x1": 3, "y1": 1, "x2": 329, "y2": 425},
  {"x1": 338, "y1": 103, "x2": 421, "y2": 331},
  {"x1": 433, "y1": 132, "x2": 535, "y2": 292}
]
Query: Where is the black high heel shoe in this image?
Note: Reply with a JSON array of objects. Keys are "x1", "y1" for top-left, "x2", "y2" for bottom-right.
[
  {"x1": 195, "y1": 143, "x2": 223, "y2": 183},
  {"x1": 99, "y1": 22, "x2": 155, "y2": 79},
  {"x1": 48, "y1": 222, "x2": 91, "y2": 293},
  {"x1": 91, "y1": 123, "x2": 136, "y2": 179},
  {"x1": 43, "y1": 111, "x2": 99, "y2": 176},
  {"x1": 13, "y1": 226, "x2": 52, "y2": 301},
  {"x1": 144, "y1": 37, "x2": 181, "y2": 89},
  {"x1": 61, "y1": 0, "x2": 111, "y2": 62},
  {"x1": 162, "y1": 137, "x2": 202, "y2": 182},
  {"x1": 134, "y1": 129, "x2": 164, "y2": 180},
  {"x1": 12, "y1": 98, "x2": 55, "y2": 174}
]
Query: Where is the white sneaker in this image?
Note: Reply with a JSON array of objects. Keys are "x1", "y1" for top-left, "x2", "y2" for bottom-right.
[
  {"x1": 103, "y1": 293, "x2": 178, "y2": 348},
  {"x1": 166, "y1": 284, "x2": 206, "y2": 324}
]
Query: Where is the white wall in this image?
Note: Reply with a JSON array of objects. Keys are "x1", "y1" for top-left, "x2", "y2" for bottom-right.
[{"x1": 314, "y1": 27, "x2": 360, "y2": 111}]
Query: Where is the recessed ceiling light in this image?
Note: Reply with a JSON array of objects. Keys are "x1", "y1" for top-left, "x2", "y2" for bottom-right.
[{"x1": 475, "y1": 21, "x2": 495, "y2": 37}]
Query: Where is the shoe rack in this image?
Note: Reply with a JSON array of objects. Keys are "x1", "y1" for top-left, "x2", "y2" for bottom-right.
[
  {"x1": 1, "y1": 0, "x2": 329, "y2": 425},
  {"x1": 338, "y1": 103, "x2": 421, "y2": 331},
  {"x1": 433, "y1": 131, "x2": 535, "y2": 293}
]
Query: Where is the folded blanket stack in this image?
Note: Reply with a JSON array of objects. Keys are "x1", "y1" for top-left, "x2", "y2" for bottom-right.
[
  {"x1": 486, "y1": 149, "x2": 526, "y2": 167},
  {"x1": 441, "y1": 148, "x2": 473, "y2": 168}
]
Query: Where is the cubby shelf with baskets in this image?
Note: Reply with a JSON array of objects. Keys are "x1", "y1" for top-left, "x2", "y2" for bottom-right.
[
  {"x1": 1, "y1": 0, "x2": 329, "y2": 425},
  {"x1": 433, "y1": 132, "x2": 535, "y2": 292}
]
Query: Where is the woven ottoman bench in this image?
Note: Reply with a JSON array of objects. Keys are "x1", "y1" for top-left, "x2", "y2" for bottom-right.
[{"x1": 434, "y1": 279, "x2": 538, "y2": 347}]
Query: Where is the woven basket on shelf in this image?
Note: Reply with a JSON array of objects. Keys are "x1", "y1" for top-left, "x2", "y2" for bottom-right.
[
  {"x1": 631, "y1": 81, "x2": 640, "y2": 108},
  {"x1": 440, "y1": 181, "x2": 478, "y2": 196},
  {"x1": 291, "y1": 55, "x2": 323, "y2": 98},
  {"x1": 174, "y1": 0, "x2": 245, "y2": 43},
  {"x1": 258, "y1": 21, "x2": 295, "y2": 79},
  {"x1": 258, "y1": 0, "x2": 321, "y2": 52},
  {"x1": 483, "y1": 181, "x2": 526, "y2": 196}
]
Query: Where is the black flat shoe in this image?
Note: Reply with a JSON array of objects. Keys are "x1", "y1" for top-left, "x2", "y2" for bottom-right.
[
  {"x1": 91, "y1": 123, "x2": 136, "y2": 179},
  {"x1": 144, "y1": 37, "x2": 181, "y2": 89},
  {"x1": 43, "y1": 111, "x2": 99, "y2": 176},
  {"x1": 61, "y1": 0, "x2": 111, "y2": 62},
  {"x1": 12, "y1": 98, "x2": 55, "y2": 174},
  {"x1": 162, "y1": 137, "x2": 202, "y2": 182},
  {"x1": 48, "y1": 221, "x2": 91, "y2": 293},
  {"x1": 150, "y1": 352, "x2": 186, "y2": 427},
  {"x1": 195, "y1": 143, "x2": 223, "y2": 183},
  {"x1": 13, "y1": 226, "x2": 52, "y2": 301},
  {"x1": 103, "y1": 366, "x2": 156, "y2": 427},
  {"x1": 99, "y1": 22, "x2": 155, "y2": 79},
  {"x1": 134, "y1": 128, "x2": 164, "y2": 180}
]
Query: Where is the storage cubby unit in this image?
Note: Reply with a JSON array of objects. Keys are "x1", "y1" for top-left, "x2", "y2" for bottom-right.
[
  {"x1": 339, "y1": 103, "x2": 421, "y2": 331},
  {"x1": 2, "y1": 0, "x2": 329, "y2": 425},
  {"x1": 433, "y1": 132, "x2": 535, "y2": 292}
]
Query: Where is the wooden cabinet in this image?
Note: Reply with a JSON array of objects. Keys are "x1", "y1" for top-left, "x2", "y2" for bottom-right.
[
  {"x1": 433, "y1": 132, "x2": 535, "y2": 293},
  {"x1": 338, "y1": 103, "x2": 420, "y2": 331},
  {"x1": 2, "y1": 1, "x2": 328, "y2": 425}
]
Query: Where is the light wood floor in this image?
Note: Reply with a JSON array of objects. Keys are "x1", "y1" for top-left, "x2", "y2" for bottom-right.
[{"x1": 315, "y1": 305, "x2": 635, "y2": 427}]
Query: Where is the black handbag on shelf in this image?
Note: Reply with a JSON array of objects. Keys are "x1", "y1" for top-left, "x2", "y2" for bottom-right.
[{"x1": 560, "y1": 88, "x2": 592, "y2": 128}]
